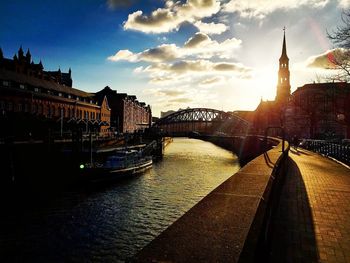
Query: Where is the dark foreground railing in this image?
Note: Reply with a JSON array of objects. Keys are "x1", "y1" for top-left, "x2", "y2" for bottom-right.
[{"x1": 300, "y1": 140, "x2": 350, "y2": 165}]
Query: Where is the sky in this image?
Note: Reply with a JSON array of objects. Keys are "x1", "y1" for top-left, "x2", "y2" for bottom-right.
[{"x1": 0, "y1": 0, "x2": 349, "y2": 116}]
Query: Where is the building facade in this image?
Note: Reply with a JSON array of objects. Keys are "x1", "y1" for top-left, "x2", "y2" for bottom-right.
[
  {"x1": 95, "y1": 86, "x2": 152, "y2": 134},
  {"x1": 0, "y1": 47, "x2": 111, "y2": 139},
  {"x1": 285, "y1": 82, "x2": 350, "y2": 139}
]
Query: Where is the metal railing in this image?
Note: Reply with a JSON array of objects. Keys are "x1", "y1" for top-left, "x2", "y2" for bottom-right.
[{"x1": 300, "y1": 139, "x2": 350, "y2": 165}]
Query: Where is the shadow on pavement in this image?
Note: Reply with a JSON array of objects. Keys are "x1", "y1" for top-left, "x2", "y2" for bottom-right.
[{"x1": 268, "y1": 157, "x2": 318, "y2": 262}]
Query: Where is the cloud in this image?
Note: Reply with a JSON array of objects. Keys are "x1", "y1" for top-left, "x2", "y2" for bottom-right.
[
  {"x1": 199, "y1": 76, "x2": 225, "y2": 86},
  {"x1": 184, "y1": 32, "x2": 211, "y2": 48},
  {"x1": 339, "y1": 0, "x2": 350, "y2": 8},
  {"x1": 143, "y1": 59, "x2": 251, "y2": 76},
  {"x1": 139, "y1": 44, "x2": 179, "y2": 62},
  {"x1": 161, "y1": 90, "x2": 185, "y2": 96},
  {"x1": 108, "y1": 32, "x2": 242, "y2": 62},
  {"x1": 305, "y1": 48, "x2": 347, "y2": 69},
  {"x1": 123, "y1": 0, "x2": 221, "y2": 33},
  {"x1": 108, "y1": 44, "x2": 179, "y2": 62},
  {"x1": 193, "y1": 21, "x2": 228, "y2": 35},
  {"x1": 168, "y1": 98, "x2": 193, "y2": 103},
  {"x1": 108, "y1": 49, "x2": 138, "y2": 62},
  {"x1": 223, "y1": 0, "x2": 329, "y2": 19},
  {"x1": 144, "y1": 88, "x2": 185, "y2": 97}
]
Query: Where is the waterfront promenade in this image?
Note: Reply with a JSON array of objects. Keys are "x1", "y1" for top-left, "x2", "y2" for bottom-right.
[{"x1": 270, "y1": 148, "x2": 350, "y2": 262}]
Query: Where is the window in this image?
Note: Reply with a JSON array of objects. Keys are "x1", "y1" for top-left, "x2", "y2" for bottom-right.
[
  {"x1": 68, "y1": 94, "x2": 72, "y2": 99},
  {"x1": 32, "y1": 104, "x2": 37, "y2": 113},
  {"x1": 34, "y1": 87, "x2": 40, "y2": 92},
  {"x1": 38, "y1": 104, "x2": 43, "y2": 114},
  {"x1": 0, "y1": 101, "x2": 4, "y2": 110},
  {"x1": 18, "y1": 103, "x2": 23, "y2": 112},
  {"x1": 19, "y1": 84, "x2": 25, "y2": 89},
  {"x1": 3, "y1": 81, "x2": 9, "y2": 86},
  {"x1": 58, "y1": 93, "x2": 62, "y2": 97},
  {"x1": 7, "y1": 102, "x2": 13, "y2": 111}
]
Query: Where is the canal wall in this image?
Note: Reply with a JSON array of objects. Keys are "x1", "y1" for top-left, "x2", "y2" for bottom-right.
[
  {"x1": 133, "y1": 137, "x2": 290, "y2": 262},
  {"x1": 192, "y1": 135, "x2": 278, "y2": 166}
]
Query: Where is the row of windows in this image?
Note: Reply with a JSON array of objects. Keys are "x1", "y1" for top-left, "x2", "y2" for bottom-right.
[
  {"x1": 0, "y1": 100, "x2": 106, "y2": 121},
  {"x1": 1, "y1": 80, "x2": 97, "y2": 105}
]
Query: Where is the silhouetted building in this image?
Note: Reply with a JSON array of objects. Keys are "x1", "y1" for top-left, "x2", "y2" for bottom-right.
[
  {"x1": 95, "y1": 86, "x2": 152, "y2": 133},
  {"x1": 253, "y1": 30, "x2": 291, "y2": 135},
  {"x1": 242, "y1": 31, "x2": 350, "y2": 140},
  {"x1": 285, "y1": 82, "x2": 350, "y2": 139},
  {"x1": 276, "y1": 29, "x2": 291, "y2": 105},
  {"x1": 0, "y1": 47, "x2": 111, "y2": 139}
]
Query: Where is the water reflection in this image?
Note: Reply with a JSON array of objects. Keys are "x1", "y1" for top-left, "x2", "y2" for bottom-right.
[{"x1": 0, "y1": 138, "x2": 240, "y2": 262}]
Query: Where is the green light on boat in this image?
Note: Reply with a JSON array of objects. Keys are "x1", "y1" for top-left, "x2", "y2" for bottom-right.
[{"x1": 80, "y1": 164, "x2": 85, "y2": 169}]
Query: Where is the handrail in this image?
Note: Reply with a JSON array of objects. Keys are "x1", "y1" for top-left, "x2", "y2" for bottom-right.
[{"x1": 300, "y1": 139, "x2": 350, "y2": 165}]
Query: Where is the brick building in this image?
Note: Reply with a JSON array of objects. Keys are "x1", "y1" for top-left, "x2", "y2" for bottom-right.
[
  {"x1": 0, "y1": 47, "x2": 111, "y2": 139},
  {"x1": 285, "y1": 82, "x2": 350, "y2": 139},
  {"x1": 95, "y1": 86, "x2": 152, "y2": 134}
]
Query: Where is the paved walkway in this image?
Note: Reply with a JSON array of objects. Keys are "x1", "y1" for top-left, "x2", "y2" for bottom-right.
[{"x1": 270, "y1": 148, "x2": 350, "y2": 262}]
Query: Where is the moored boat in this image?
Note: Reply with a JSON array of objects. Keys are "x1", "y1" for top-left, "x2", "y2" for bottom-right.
[{"x1": 80, "y1": 149, "x2": 152, "y2": 182}]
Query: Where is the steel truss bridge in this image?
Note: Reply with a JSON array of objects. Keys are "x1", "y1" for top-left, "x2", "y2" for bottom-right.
[{"x1": 154, "y1": 108, "x2": 251, "y2": 136}]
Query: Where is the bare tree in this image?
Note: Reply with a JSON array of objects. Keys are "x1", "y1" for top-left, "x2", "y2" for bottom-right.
[{"x1": 327, "y1": 10, "x2": 350, "y2": 82}]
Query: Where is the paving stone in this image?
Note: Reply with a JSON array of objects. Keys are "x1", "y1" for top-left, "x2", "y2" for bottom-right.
[{"x1": 269, "y1": 148, "x2": 350, "y2": 263}]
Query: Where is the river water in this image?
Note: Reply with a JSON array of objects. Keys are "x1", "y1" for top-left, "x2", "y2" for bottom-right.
[{"x1": 0, "y1": 138, "x2": 240, "y2": 262}]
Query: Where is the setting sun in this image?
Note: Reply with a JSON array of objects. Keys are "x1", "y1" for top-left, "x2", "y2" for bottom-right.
[{"x1": 253, "y1": 69, "x2": 279, "y2": 101}]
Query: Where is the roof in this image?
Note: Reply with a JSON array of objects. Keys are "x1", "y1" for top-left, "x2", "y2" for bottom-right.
[
  {"x1": 0, "y1": 68, "x2": 92, "y2": 98},
  {"x1": 254, "y1": 100, "x2": 276, "y2": 111},
  {"x1": 293, "y1": 82, "x2": 350, "y2": 95}
]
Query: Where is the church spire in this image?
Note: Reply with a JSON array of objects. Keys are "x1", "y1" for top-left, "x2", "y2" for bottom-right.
[
  {"x1": 276, "y1": 27, "x2": 291, "y2": 105},
  {"x1": 280, "y1": 27, "x2": 288, "y2": 60}
]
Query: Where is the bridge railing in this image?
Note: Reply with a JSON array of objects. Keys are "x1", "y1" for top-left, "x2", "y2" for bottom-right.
[{"x1": 299, "y1": 139, "x2": 350, "y2": 165}]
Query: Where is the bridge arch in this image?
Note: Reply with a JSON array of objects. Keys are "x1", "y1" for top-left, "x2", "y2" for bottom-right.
[{"x1": 154, "y1": 108, "x2": 251, "y2": 136}]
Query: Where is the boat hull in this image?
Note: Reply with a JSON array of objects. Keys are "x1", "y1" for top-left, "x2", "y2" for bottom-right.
[{"x1": 82, "y1": 160, "x2": 153, "y2": 183}]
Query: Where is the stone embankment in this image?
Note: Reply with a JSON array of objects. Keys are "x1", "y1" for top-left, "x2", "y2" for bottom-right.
[{"x1": 133, "y1": 136, "x2": 290, "y2": 262}]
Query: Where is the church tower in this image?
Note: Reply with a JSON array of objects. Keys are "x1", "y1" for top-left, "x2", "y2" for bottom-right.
[{"x1": 276, "y1": 28, "x2": 291, "y2": 104}]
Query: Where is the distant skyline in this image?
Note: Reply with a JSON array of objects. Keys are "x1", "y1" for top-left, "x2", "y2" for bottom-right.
[{"x1": 0, "y1": 0, "x2": 348, "y2": 116}]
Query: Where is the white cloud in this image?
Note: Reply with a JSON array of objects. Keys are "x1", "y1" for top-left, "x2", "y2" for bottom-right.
[
  {"x1": 184, "y1": 32, "x2": 211, "y2": 48},
  {"x1": 199, "y1": 76, "x2": 225, "y2": 87},
  {"x1": 123, "y1": 0, "x2": 221, "y2": 33},
  {"x1": 108, "y1": 44, "x2": 180, "y2": 62},
  {"x1": 305, "y1": 48, "x2": 347, "y2": 69},
  {"x1": 107, "y1": 49, "x2": 138, "y2": 62},
  {"x1": 108, "y1": 32, "x2": 242, "y2": 62},
  {"x1": 223, "y1": 0, "x2": 329, "y2": 19},
  {"x1": 193, "y1": 21, "x2": 228, "y2": 35},
  {"x1": 339, "y1": 0, "x2": 350, "y2": 8},
  {"x1": 143, "y1": 59, "x2": 251, "y2": 76}
]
